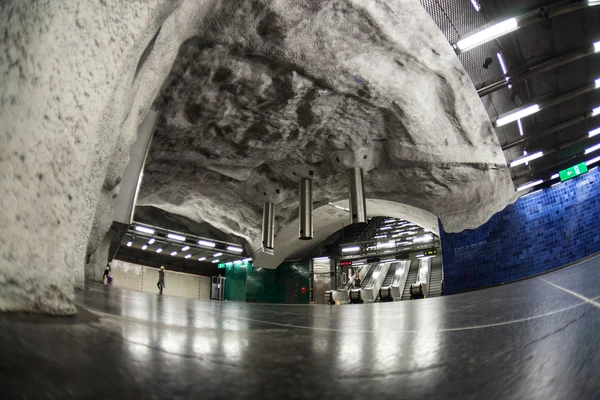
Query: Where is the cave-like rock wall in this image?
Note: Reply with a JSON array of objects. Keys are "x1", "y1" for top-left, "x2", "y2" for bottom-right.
[
  {"x1": 0, "y1": 0, "x2": 513, "y2": 314},
  {"x1": 139, "y1": 0, "x2": 514, "y2": 250}
]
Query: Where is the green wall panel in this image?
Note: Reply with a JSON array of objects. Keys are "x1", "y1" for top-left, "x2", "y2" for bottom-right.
[
  {"x1": 246, "y1": 261, "x2": 310, "y2": 304},
  {"x1": 224, "y1": 263, "x2": 247, "y2": 302}
]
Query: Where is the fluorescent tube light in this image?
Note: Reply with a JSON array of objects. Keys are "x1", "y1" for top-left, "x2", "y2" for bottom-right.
[
  {"x1": 198, "y1": 240, "x2": 216, "y2": 248},
  {"x1": 584, "y1": 143, "x2": 600, "y2": 154},
  {"x1": 167, "y1": 233, "x2": 186, "y2": 241},
  {"x1": 510, "y1": 151, "x2": 543, "y2": 167},
  {"x1": 551, "y1": 173, "x2": 559, "y2": 179},
  {"x1": 379, "y1": 226, "x2": 392, "y2": 230},
  {"x1": 213, "y1": 252, "x2": 223, "y2": 257},
  {"x1": 456, "y1": 18, "x2": 518, "y2": 51},
  {"x1": 384, "y1": 219, "x2": 396, "y2": 223},
  {"x1": 551, "y1": 182, "x2": 563, "y2": 188},
  {"x1": 381, "y1": 258, "x2": 396, "y2": 262},
  {"x1": 596, "y1": 78, "x2": 600, "y2": 89},
  {"x1": 181, "y1": 246, "x2": 190, "y2": 252},
  {"x1": 374, "y1": 235, "x2": 387, "y2": 239},
  {"x1": 517, "y1": 119, "x2": 524, "y2": 136},
  {"x1": 212, "y1": 259, "x2": 220, "y2": 263},
  {"x1": 595, "y1": 41, "x2": 600, "y2": 53},
  {"x1": 313, "y1": 257, "x2": 330, "y2": 261},
  {"x1": 156, "y1": 248, "x2": 163, "y2": 253},
  {"x1": 227, "y1": 246, "x2": 243, "y2": 253},
  {"x1": 148, "y1": 238, "x2": 155, "y2": 244},
  {"x1": 342, "y1": 246, "x2": 360, "y2": 253},
  {"x1": 198, "y1": 257, "x2": 206, "y2": 261},
  {"x1": 496, "y1": 104, "x2": 540, "y2": 127},
  {"x1": 142, "y1": 245, "x2": 148, "y2": 250},
  {"x1": 242, "y1": 258, "x2": 252, "y2": 262},
  {"x1": 589, "y1": 127, "x2": 600, "y2": 137},
  {"x1": 184, "y1": 254, "x2": 191, "y2": 259},
  {"x1": 233, "y1": 260, "x2": 243, "y2": 264},
  {"x1": 470, "y1": 0, "x2": 481, "y2": 11},
  {"x1": 135, "y1": 226, "x2": 155, "y2": 235},
  {"x1": 413, "y1": 234, "x2": 434, "y2": 244},
  {"x1": 170, "y1": 251, "x2": 177, "y2": 256},
  {"x1": 517, "y1": 179, "x2": 543, "y2": 191},
  {"x1": 587, "y1": 155, "x2": 600, "y2": 165},
  {"x1": 593, "y1": 106, "x2": 600, "y2": 116},
  {"x1": 126, "y1": 241, "x2": 132, "y2": 247},
  {"x1": 497, "y1": 52, "x2": 508, "y2": 74}
]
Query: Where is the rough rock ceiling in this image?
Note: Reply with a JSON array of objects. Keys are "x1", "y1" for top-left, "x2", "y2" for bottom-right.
[{"x1": 136, "y1": 0, "x2": 515, "y2": 250}]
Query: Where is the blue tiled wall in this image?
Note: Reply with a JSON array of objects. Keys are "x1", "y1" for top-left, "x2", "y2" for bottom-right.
[{"x1": 440, "y1": 167, "x2": 600, "y2": 294}]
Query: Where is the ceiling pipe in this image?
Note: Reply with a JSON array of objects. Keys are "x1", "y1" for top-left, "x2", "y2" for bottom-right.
[
  {"x1": 298, "y1": 178, "x2": 313, "y2": 240},
  {"x1": 453, "y1": 0, "x2": 597, "y2": 54},
  {"x1": 478, "y1": 44, "x2": 599, "y2": 97},
  {"x1": 347, "y1": 168, "x2": 367, "y2": 224},
  {"x1": 261, "y1": 202, "x2": 275, "y2": 250},
  {"x1": 494, "y1": 82, "x2": 598, "y2": 127}
]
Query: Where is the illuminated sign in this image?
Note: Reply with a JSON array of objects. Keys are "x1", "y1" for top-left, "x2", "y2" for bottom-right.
[
  {"x1": 339, "y1": 261, "x2": 353, "y2": 267},
  {"x1": 559, "y1": 162, "x2": 587, "y2": 182},
  {"x1": 422, "y1": 249, "x2": 438, "y2": 257}
]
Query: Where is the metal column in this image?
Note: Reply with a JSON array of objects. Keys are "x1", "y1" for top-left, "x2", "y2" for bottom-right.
[
  {"x1": 299, "y1": 178, "x2": 313, "y2": 240},
  {"x1": 261, "y1": 202, "x2": 275, "y2": 249},
  {"x1": 347, "y1": 167, "x2": 367, "y2": 224}
]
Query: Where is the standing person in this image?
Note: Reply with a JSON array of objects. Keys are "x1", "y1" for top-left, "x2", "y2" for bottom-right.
[
  {"x1": 157, "y1": 266, "x2": 166, "y2": 295},
  {"x1": 103, "y1": 263, "x2": 111, "y2": 284},
  {"x1": 354, "y1": 272, "x2": 361, "y2": 288}
]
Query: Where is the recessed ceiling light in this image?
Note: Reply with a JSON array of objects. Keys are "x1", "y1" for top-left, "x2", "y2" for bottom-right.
[
  {"x1": 170, "y1": 251, "x2": 178, "y2": 256},
  {"x1": 181, "y1": 246, "x2": 190, "y2": 252},
  {"x1": 126, "y1": 241, "x2": 132, "y2": 247},
  {"x1": 456, "y1": 18, "x2": 518, "y2": 52},
  {"x1": 156, "y1": 248, "x2": 163, "y2": 253},
  {"x1": 213, "y1": 252, "x2": 223, "y2": 257},
  {"x1": 212, "y1": 259, "x2": 220, "y2": 263},
  {"x1": 135, "y1": 226, "x2": 155, "y2": 235},
  {"x1": 198, "y1": 240, "x2": 216, "y2": 248},
  {"x1": 227, "y1": 246, "x2": 243, "y2": 253},
  {"x1": 517, "y1": 179, "x2": 544, "y2": 191},
  {"x1": 167, "y1": 233, "x2": 186, "y2": 241},
  {"x1": 496, "y1": 104, "x2": 540, "y2": 127},
  {"x1": 148, "y1": 238, "x2": 155, "y2": 244},
  {"x1": 198, "y1": 257, "x2": 206, "y2": 261},
  {"x1": 184, "y1": 254, "x2": 191, "y2": 259},
  {"x1": 142, "y1": 245, "x2": 148, "y2": 250}
]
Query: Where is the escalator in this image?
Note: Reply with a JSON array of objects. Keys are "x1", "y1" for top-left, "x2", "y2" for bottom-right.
[
  {"x1": 349, "y1": 263, "x2": 390, "y2": 303},
  {"x1": 427, "y1": 256, "x2": 443, "y2": 298},
  {"x1": 378, "y1": 263, "x2": 398, "y2": 302},
  {"x1": 401, "y1": 259, "x2": 419, "y2": 300}
]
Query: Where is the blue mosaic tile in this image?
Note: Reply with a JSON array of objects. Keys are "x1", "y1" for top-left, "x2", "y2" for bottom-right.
[{"x1": 439, "y1": 167, "x2": 600, "y2": 294}]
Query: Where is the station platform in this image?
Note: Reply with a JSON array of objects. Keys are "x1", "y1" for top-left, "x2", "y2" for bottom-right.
[{"x1": 1, "y1": 256, "x2": 600, "y2": 399}]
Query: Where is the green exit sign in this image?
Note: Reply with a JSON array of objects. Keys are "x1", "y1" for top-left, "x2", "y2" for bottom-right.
[{"x1": 559, "y1": 162, "x2": 588, "y2": 182}]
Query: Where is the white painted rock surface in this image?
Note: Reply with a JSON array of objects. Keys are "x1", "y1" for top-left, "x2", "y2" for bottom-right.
[{"x1": 0, "y1": 0, "x2": 513, "y2": 314}]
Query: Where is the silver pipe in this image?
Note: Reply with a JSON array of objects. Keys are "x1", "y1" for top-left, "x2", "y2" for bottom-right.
[
  {"x1": 347, "y1": 167, "x2": 367, "y2": 224},
  {"x1": 261, "y1": 202, "x2": 275, "y2": 249},
  {"x1": 299, "y1": 178, "x2": 313, "y2": 240}
]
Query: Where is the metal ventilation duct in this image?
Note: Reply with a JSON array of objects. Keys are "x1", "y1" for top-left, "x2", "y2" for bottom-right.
[
  {"x1": 347, "y1": 168, "x2": 367, "y2": 224},
  {"x1": 261, "y1": 202, "x2": 275, "y2": 249},
  {"x1": 299, "y1": 178, "x2": 313, "y2": 240}
]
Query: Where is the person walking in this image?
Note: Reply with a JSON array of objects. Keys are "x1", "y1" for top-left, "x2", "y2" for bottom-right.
[
  {"x1": 157, "y1": 266, "x2": 166, "y2": 295},
  {"x1": 103, "y1": 263, "x2": 111, "y2": 284}
]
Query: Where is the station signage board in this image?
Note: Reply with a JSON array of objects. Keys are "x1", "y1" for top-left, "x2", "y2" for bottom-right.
[
  {"x1": 339, "y1": 261, "x2": 353, "y2": 267},
  {"x1": 422, "y1": 249, "x2": 437, "y2": 257},
  {"x1": 559, "y1": 162, "x2": 587, "y2": 182}
]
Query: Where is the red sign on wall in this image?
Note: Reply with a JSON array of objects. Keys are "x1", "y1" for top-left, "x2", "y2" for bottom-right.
[{"x1": 301, "y1": 286, "x2": 307, "y2": 294}]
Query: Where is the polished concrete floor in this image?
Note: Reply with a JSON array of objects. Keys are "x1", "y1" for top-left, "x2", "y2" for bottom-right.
[{"x1": 2, "y1": 257, "x2": 600, "y2": 399}]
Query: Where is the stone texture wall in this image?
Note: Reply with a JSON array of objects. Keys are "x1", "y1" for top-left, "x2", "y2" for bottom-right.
[
  {"x1": 0, "y1": 0, "x2": 513, "y2": 314},
  {"x1": 440, "y1": 167, "x2": 600, "y2": 294}
]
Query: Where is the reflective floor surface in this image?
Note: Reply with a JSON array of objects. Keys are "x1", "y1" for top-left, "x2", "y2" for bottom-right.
[{"x1": 2, "y1": 256, "x2": 600, "y2": 399}]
